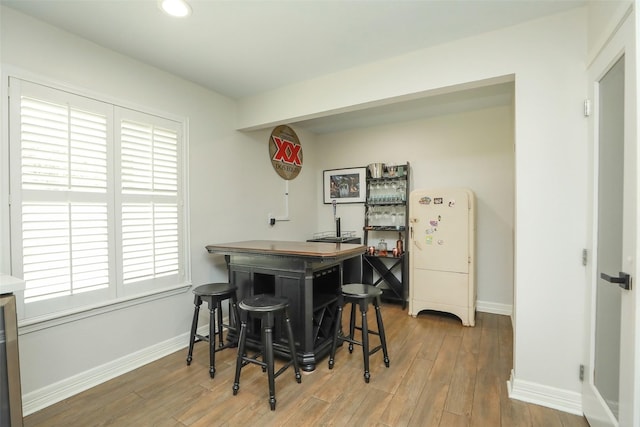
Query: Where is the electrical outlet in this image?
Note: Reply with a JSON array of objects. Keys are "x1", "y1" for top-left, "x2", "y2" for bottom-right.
[{"x1": 268, "y1": 213, "x2": 275, "y2": 226}]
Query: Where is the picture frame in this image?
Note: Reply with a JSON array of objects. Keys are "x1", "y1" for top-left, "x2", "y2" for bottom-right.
[{"x1": 323, "y1": 167, "x2": 366, "y2": 204}]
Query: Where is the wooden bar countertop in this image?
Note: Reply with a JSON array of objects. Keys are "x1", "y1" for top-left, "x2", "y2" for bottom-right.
[{"x1": 205, "y1": 240, "x2": 365, "y2": 260}]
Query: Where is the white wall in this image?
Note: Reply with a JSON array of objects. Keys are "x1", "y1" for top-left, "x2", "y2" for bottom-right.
[
  {"x1": 237, "y1": 8, "x2": 589, "y2": 413},
  {"x1": 312, "y1": 106, "x2": 515, "y2": 311},
  {"x1": 0, "y1": 6, "x2": 319, "y2": 413}
]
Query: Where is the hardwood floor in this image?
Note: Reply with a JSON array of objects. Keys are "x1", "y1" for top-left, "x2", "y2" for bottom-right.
[{"x1": 24, "y1": 305, "x2": 589, "y2": 426}]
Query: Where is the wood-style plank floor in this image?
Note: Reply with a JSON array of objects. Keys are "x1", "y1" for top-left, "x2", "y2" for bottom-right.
[{"x1": 24, "y1": 305, "x2": 589, "y2": 426}]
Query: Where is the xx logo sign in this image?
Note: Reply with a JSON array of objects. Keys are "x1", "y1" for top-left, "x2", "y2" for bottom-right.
[{"x1": 269, "y1": 125, "x2": 303, "y2": 180}]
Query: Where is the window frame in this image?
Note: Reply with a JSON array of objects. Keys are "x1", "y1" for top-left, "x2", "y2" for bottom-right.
[{"x1": 4, "y1": 73, "x2": 191, "y2": 324}]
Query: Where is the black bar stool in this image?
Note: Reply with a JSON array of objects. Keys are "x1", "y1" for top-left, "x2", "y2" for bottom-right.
[
  {"x1": 232, "y1": 294, "x2": 302, "y2": 410},
  {"x1": 186, "y1": 282, "x2": 240, "y2": 378},
  {"x1": 328, "y1": 283, "x2": 390, "y2": 383}
]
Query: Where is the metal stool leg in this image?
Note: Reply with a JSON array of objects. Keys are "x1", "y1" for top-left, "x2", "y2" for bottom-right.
[
  {"x1": 208, "y1": 303, "x2": 216, "y2": 378},
  {"x1": 186, "y1": 295, "x2": 202, "y2": 365},
  {"x1": 216, "y1": 300, "x2": 224, "y2": 348},
  {"x1": 264, "y1": 314, "x2": 276, "y2": 410},
  {"x1": 232, "y1": 312, "x2": 248, "y2": 395},
  {"x1": 328, "y1": 299, "x2": 343, "y2": 369},
  {"x1": 348, "y1": 302, "x2": 357, "y2": 353},
  {"x1": 284, "y1": 309, "x2": 302, "y2": 382},
  {"x1": 229, "y1": 295, "x2": 240, "y2": 338},
  {"x1": 374, "y1": 297, "x2": 390, "y2": 368},
  {"x1": 359, "y1": 299, "x2": 371, "y2": 383}
]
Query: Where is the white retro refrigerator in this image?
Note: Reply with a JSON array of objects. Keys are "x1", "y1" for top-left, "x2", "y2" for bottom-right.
[{"x1": 408, "y1": 188, "x2": 476, "y2": 326}]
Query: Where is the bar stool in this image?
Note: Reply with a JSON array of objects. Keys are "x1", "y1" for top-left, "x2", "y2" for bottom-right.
[
  {"x1": 232, "y1": 294, "x2": 302, "y2": 410},
  {"x1": 186, "y1": 282, "x2": 240, "y2": 378},
  {"x1": 328, "y1": 283, "x2": 390, "y2": 383}
]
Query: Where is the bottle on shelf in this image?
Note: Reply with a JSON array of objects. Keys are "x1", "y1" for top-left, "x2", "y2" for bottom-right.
[
  {"x1": 377, "y1": 238, "x2": 388, "y2": 256},
  {"x1": 396, "y1": 232, "x2": 403, "y2": 256}
]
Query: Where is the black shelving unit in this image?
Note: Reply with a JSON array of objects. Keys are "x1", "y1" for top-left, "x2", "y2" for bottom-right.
[{"x1": 362, "y1": 162, "x2": 410, "y2": 308}]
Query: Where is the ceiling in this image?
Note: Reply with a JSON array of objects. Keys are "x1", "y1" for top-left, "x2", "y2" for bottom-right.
[{"x1": 2, "y1": 0, "x2": 584, "y2": 133}]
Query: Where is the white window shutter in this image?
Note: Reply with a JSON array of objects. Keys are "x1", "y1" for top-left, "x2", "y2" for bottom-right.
[
  {"x1": 10, "y1": 78, "x2": 184, "y2": 317},
  {"x1": 118, "y1": 113, "x2": 182, "y2": 290},
  {"x1": 20, "y1": 97, "x2": 108, "y2": 193},
  {"x1": 17, "y1": 93, "x2": 111, "y2": 304},
  {"x1": 121, "y1": 120, "x2": 178, "y2": 195}
]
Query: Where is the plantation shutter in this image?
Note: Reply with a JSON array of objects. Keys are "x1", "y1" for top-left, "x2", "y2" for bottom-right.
[
  {"x1": 18, "y1": 91, "x2": 112, "y2": 304},
  {"x1": 9, "y1": 78, "x2": 185, "y2": 318},
  {"x1": 119, "y1": 114, "x2": 181, "y2": 287}
]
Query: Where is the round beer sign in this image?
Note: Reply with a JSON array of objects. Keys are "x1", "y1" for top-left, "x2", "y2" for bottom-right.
[{"x1": 269, "y1": 125, "x2": 303, "y2": 180}]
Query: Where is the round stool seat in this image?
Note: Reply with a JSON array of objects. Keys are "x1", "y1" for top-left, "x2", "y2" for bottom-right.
[
  {"x1": 239, "y1": 294, "x2": 289, "y2": 312},
  {"x1": 342, "y1": 283, "x2": 382, "y2": 299},
  {"x1": 193, "y1": 282, "x2": 237, "y2": 297}
]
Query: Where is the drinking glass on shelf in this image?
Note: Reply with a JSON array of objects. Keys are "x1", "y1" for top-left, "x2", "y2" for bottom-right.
[
  {"x1": 382, "y1": 207, "x2": 391, "y2": 225},
  {"x1": 391, "y1": 182, "x2": 398, "y2": 202},
  {"x1": 373, "y1": 207, "x2": 382, "y2": 225},
  {"x1": 374, "y1": 183, "x2": 383, "y2": 203},
  {"x1": 383, "y1": 181, "x2": 390, "y2": 202}
]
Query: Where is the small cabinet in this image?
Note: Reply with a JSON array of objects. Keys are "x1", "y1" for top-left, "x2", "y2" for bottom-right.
[{"x1": 362, "y1": 162, "x2": 410, "y2": 308}]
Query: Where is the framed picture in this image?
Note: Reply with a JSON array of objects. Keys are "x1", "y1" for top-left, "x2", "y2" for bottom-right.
[{"x1": 323, "y1": 167, "x2": 366, "y2": 204}]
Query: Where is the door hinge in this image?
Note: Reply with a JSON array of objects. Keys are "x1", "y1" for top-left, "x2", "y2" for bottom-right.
[
  {"x1": 583, "y1": 99, "x2": 591, "y2": 117},
  {"x1": 579, "y1": 364, "x2": 585, "y2": 381},
  {"x1": 582, "y1": 248, "x2": 588, "y2": 266}
]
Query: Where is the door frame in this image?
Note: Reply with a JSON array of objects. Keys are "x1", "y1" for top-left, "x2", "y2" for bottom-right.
[{"x1": 582, "y1": 7, "x2": 638, "y2": 427}]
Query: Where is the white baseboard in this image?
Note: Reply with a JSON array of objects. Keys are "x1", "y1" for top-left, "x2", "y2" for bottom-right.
[
  {"x1": 507, "y1": 369, "x2": 583, "y2": 416},
  {"x1": 22, "y1": 332, "x2": 191, "y2": 416},
  {"x1": 476, "y1": 300, "x2": 512, "y2": 316}
]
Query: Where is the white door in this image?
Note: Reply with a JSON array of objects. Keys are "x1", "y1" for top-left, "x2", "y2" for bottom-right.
[{"x1": 583, "y1": 13, "x2": 637, "y2": 427}]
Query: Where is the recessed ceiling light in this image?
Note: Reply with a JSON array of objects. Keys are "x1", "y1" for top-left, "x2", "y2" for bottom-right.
[{"x1": 159, "y1": 0, "x2": 192, "y2": 18}]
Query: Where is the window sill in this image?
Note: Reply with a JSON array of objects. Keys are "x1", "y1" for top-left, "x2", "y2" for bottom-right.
[{"x1": 18, "y1": 283, "x2": 191, "y2": 335}]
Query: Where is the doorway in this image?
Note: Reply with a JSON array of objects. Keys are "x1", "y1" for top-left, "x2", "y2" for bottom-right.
[{"x1": 582, "y1": 12, "x2": 637, "y2": 427}]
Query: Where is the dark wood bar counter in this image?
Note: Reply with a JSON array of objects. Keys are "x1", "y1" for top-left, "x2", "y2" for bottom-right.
[{"x1": 206, "y1": 240, "x2": 365, "y2": 371}]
